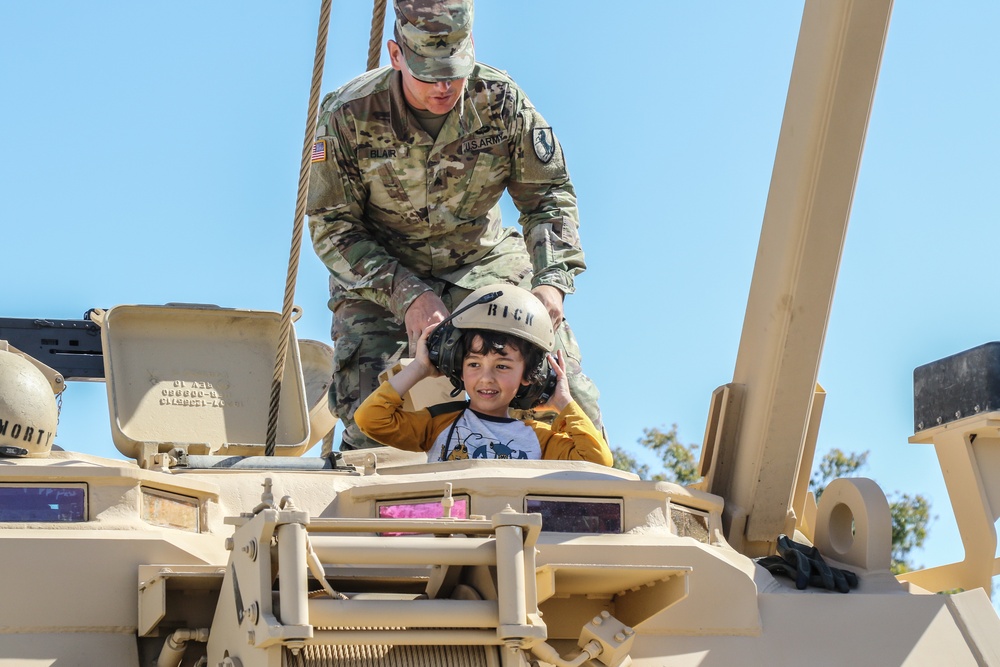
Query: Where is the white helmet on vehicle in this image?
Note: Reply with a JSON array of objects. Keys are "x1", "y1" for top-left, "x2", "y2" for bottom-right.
[{"x1": 0, "y1": 348, "x2": 58, "y2": 457}]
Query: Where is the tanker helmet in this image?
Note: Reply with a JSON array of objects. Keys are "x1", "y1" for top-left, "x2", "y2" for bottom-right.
[
  {"x1": 0, "y1": 349, "x2": 58, "y2": 457},
  {"x1": 426, "y1": 284, "x2": 557, "y2": 407},
  {"x1": 452, "y1": 284, "x2": 554, "y2": 351}
]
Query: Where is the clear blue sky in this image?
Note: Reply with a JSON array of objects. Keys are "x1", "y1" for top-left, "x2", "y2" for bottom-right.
[{"x1": 3, "y1": 2, "x2": 999, "y2": 585}]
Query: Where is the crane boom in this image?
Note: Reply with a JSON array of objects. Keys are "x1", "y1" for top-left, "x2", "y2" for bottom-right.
[{"x1": 701, "y1": 0, "x2": 894, "y2": 556}]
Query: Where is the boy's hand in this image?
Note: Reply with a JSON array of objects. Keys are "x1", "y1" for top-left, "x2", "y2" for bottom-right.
[
  {"x1": 540, "y1": 350, "x2": 572, "y2": 413},
  {"x1": 412, "y1": 323, "x2": 443, "y2": 378},
  {"x1": 388, "y1": 323, "x2": 442, "y2": 398}
]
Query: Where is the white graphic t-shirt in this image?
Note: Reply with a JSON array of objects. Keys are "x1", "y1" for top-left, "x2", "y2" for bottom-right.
[{"x1": 427, "y1": 409, "x2": 542, "y2": 462}]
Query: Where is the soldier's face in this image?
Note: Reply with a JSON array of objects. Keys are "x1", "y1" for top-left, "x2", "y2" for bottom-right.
[{"x1": 388, "y1": 41, "x2": 465, "y2": 115}]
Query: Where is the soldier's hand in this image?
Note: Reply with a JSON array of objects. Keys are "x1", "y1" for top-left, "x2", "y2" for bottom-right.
[
  {"x1": 404, "y1": 292, "x2": 449, "y2": 355},
  {"x1": 531, "y1": 285, "x2": 565, "y2": 331}
]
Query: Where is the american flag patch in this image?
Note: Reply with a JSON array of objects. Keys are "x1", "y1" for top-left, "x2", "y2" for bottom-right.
[{"x1": 311, "y1": 139, "x2": 326, "y2": 162}]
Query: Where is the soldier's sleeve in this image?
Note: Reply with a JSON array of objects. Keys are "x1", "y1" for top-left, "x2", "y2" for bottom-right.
[
  {"x1": 506, "y1": 91, "x2": 586, "y2": 296},
  {"x1": 307, "y1": 105, "x2": 431, "y2": 319}
]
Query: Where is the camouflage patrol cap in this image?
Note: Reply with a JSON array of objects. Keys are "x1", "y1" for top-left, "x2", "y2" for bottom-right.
[{"x1": 393, "y1": 0, "x2": 475, "y2": 81}]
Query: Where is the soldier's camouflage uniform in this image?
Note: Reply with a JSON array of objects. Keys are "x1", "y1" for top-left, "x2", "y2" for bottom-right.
[{"x1": 307, "y1": 63, "x2": 603, "y2": 451}]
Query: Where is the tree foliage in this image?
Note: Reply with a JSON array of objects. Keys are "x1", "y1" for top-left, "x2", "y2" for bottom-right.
[
  {"x1": 616, "y1": 428, "x2": 932, "y2": 575},
  {"x1": 617, "y1": 432, "x2": 932, "y2": 576},
  {"x1": 613, "y1": 425, "x2": 700, "y2": 484},
  {"x1": 611, "y1": 445, "x2": 650, "y2": 480},
  {"x1": 809, "y1": 448, "x2": 869, "y2": 502},
  {"x1": 810, "y1": 449, "x2": 932, "y2": 574},
  {"x1": 888, "y1": 492, "x2": 932, "y2": 575}
]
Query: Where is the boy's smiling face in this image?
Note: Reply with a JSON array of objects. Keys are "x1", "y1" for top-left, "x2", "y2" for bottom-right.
[{"x1": 461, "y1": 335, "x2": 530, "y2": 418}]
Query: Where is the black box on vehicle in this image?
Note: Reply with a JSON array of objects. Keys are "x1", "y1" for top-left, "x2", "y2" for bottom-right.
[
  {"x1": 913, "y1": 342, "x2": 1000, "y2": 433},
  {"x1": 0, "y1": 315, "x2": 104, "y2": 380}
]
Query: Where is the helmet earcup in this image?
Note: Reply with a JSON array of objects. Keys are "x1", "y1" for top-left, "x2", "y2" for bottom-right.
[
  {"x1": 509, "y1": 360, "x2": 558, "y2": 411},
  {"x1": 427, "y1": 322, "x2": 466, "y2": 393}
]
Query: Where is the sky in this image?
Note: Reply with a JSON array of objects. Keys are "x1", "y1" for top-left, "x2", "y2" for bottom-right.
[{"x1": 2, "y1": 2, "x2": 999, "y2": 590}]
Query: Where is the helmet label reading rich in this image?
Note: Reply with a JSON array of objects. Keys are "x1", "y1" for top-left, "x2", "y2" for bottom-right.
[{"x1": 485, "y1": 303, "x2": 534, "y2": 325}]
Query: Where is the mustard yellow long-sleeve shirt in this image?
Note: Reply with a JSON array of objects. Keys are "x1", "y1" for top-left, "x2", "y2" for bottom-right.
[{"x1": 355, "y1": 381, "x2": 612, "y2": 466}]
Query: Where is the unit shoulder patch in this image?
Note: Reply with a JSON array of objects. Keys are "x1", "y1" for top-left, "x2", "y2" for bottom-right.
[{"x1": 532, "y1": 128, "x2": 555, "y2": 163}]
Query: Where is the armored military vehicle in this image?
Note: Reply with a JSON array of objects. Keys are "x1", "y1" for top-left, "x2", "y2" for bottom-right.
[{"x1": 3, "y1": 1, "x2": 1000, "y2": 665}]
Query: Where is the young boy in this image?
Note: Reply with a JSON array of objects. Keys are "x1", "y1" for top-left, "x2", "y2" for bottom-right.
[{"x1": 353, "y1": 285, "x2": 612, "y2": 466}]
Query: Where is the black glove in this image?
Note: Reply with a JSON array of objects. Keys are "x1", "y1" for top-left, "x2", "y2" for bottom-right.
[{"x1": 756, "y1": 534, "x2": 859, "y2": 593}]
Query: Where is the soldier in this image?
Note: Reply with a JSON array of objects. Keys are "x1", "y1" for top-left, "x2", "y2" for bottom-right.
[{"x1": 307, "y1": 0, "x2": 604, "y2": 451}]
